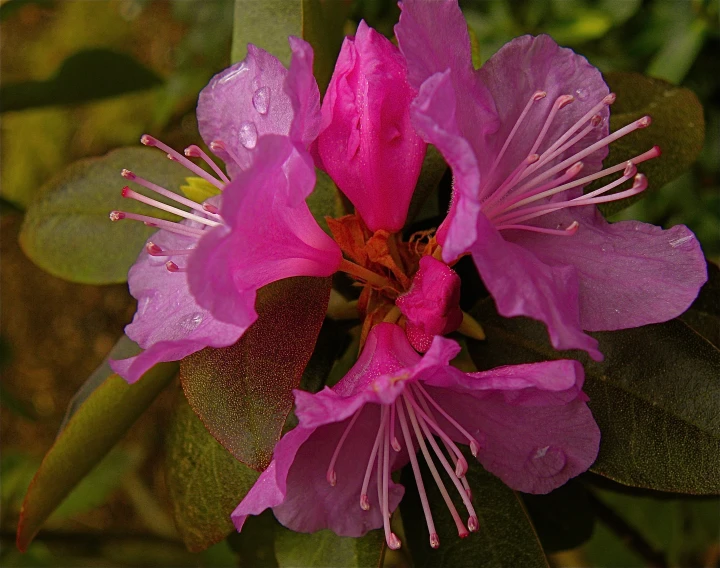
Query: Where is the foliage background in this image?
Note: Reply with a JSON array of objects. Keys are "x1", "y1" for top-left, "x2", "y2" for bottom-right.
[{"x1": 1, "y1": 0, "x2": 718, "y2": 566}]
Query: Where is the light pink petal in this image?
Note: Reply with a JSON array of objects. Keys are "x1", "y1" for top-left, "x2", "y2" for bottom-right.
[
  {"x1": 421, "y1": 359, "x2": 600, "y2": 494},
  {"x1": 317, "y1": 21, "x2": 426, "y2": 232},
  {"x1": 477, "y1": 34, "x2": 610, "y2": 190},
  {"x1": 286, "y1": 36, "x2": 322, "y2": 152},
  {"x1": 509, "y1": 207, "x2": 708, "y2": 330},
  {"x1": 188, "y1": 135, "x2": 342, "y2": 328},
  {"x1": 110, "y1": 228, "x2": 245, "y2": 383},
  {"x1": 471, "y1": 213, "x2": 602, "y2": 359},
  {"x1": 197, "y1": 45, "x2": 293, "y2": 179}
]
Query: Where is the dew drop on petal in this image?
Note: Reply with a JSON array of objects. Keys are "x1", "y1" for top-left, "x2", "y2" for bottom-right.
[
  {"x1": 179, "y1": 312, "x2": 204, "y2": 333},
  {"x1": 238, "y1": 121, "x2": 258, "y2": 149},
  {"x1": 527, "y1": 445, "x2": 566, "y2": 478},
  {"x1": 252, "y1": 86, "x2": 270, "y2": 115},
  {"x1": 575, "y1": 88, "x2": 588, "y2": 101}
]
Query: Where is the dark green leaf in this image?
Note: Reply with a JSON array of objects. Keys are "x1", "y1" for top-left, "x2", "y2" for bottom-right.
[
  {"x1": 468, "y1": 300, "x2": 720, "y2": 494},
  {"x1": 0, "y1": 0, "x2": 55, "y2": 22},
  {"x1": 16, "y1": 363, "x2": 177, "y2": 551},
  {"x1": 405, "y1": 145, "x2": 447, "y2": 228},
  {"x1": 521, "y1": 480, "x2": 595, "y2": 553},
  {"x1": 592, "y1": 72, "x2": 705, "y2": 217},
  {"x1": 274, "y1": 525, "x2": 384, "y2": 568},
  {"x1": 679, "y1": 260, "x2": 720, "y2": 348},
  {"x1": 180, "y1": 277, "x2": 331, "y2": 471},
  {"x1": 166, "y1": 393, "x2": 260, "y2": 553},
  {"x1": 308, "y1": 169, "x2": 344, "y2": 235},
  {"x1": 401, "y1": 447, "x2": 548, "y2": 568},
  {"x1": 20, "y1": 147, "x2": 191, "y2": 284},
  {"x1": 647, "y1": 18, "x2": 708, "y2": 85},
  {"x1": 0, "y1": 49, "x2": 162, "y2": 112}
]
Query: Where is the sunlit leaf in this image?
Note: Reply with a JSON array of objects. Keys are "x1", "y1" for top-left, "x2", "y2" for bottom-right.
[
  {"x1": 401, "y1": 447, "x2": 548, "y2": 568},
  {"x1": 180, "y1": 277, "x2": 331, "y2": 471},
  {"x1": 468, "y1": 300, "x2": 720, "y2": 495},
  {"x1": 20, "y1": 147, "x2": 191, "y2": 284},
  {"x1": 16, "y1": 364, "x2": 177, "y2": 551},
  {"x1": 593, "y1": 73, "x2": 705, "y2": 217},
  {"x1": 0, "y1": 49, "x2": 162, "y2": 112},
  {"x1": 166, "y1": 394, "x2": 259, "y2": 553},
  {"x1": 180, "y1": 177, "x2": 221, "y2": 204},
  {"x1": 647, "y1": 18, "x2": 708, "y2": 85}
]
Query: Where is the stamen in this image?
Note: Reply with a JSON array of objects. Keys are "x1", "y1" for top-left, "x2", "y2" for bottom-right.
[
  {"x1": 482, "y1": 154, "x2": 539, "y2": 209},
  {"x1": 528, "y1": 95, "x2": 574, "y2": 157},
  {"x1": 327, "y1": 409, "x2": 362, "y2": 487},
  {"x1": 390, "y1": 405, "x2": 401, "y2": 452},
  {"x1": 184, "y1": 145, "x2": 231, "y2": 183},
  {"x1": 360, "y1": 407, "x2": 388, "y2": 511},
  {"x1": 141, "y1": 135, "x2": 224, "y2": 190},
  {"x1": 210, "y1": 140, "x2": 245, "y2": 171},
  {"x1": 381, "y1": 411, "x2": 401, "y2": 550},
  {"x1": 396, "y1": 400, "x2": 439, "y2": 548},
  {"x1": 109, "y1": 211, "x2": 205, "y2": 238},
  {"x1": 203, "y1": 203, "x2": 220, "y2": 214},
  {"x1": 413, "y1": 383, "x2": 481, "y2": 456},
  {"x1": 403, "y1": 395, "x2": 469, "y2": 539},
  {"x1": 145, "y1": 242, "x2": 194, "y2": 257},
  {"x1": 165, "y1": 261, "x2": 185, "y2": 273},
  {"x1": 121, "y1": 187, "x2": 221, "y2": 228},
  {"x1": 121, "y1": 169, "x2": 221, "y2": 219},
  {"x1": 478, "y1": 90, "x2": 546, "y2": 200},
  {"x1": 496, "y1": 221, "x2": 579, "y2": 236}
]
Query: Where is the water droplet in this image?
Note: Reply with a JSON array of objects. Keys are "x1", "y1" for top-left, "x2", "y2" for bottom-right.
[
  {"x1": 669, "y1": 235, "x2": 693, "y2": 248},
  {"x1": 179, "y1": 312, "x2": 204, "y2": 333},
  {"x1": 218, "y1": 62, "x2": 249, "y2": 85},
  {"x1": 252, "y1": 86, "x2": 270, "y2": 115},
  {"x1": 527, "y1": 445, "x2": 566, "y2": 478},
  {"x1": 238, "y1": 121, "x2": 258, "y2": 149},
  {"x1": 575, "y1": 88, "x2": 588, "y2": 101}
]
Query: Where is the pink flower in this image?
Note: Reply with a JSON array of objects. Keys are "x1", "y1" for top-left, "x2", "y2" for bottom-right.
[
  {"x1": 317, "y1": 20, "x2": 426, "y2": 232},
  {"x1": 109, "y1": 38, "x2": 341, "y2": 383},
  {"x1": 396, "y1": 0, "x2": 707, "y2": 360},
  {"x1": 232, "y1": 323, "x2": 600, "y2": 550}
]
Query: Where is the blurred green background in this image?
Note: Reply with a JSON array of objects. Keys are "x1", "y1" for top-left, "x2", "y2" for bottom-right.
[{"x1": 1, "y1": 0, "x2": 718, "y2": 566}]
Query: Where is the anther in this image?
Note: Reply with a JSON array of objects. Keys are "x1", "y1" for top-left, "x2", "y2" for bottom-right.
[
  {"x1": 185, "y1": 144, "x2": 231, "y2": 183},
  {"x1": 203, "y1": 203, "x2": 219, "y2": 214},
  {"x1": 140, "y1": 134, "x2": 157, "y2": 147},
  {"x1": 633, "y1": 173, "x2": 647, "y2": 190},
  {"x1": 532, "y1": 90, "x2": 547, "y2": 101},
  {"x1": 468, "y1": 516, "x2": 479, "y2": 532},
  {"x1": 387, "y1": 533, "x2": 401, "y2": 550},
  {"x1": 327, "y1": 470, "x2": 337, "y2": 487},
  {"x1": 165, "y1": 261, "x2": 183, "y2": 272},
  {"x1": 623, "y1": 161, "x2": 637, "y2": 177},
  {"x1": 556, "y1": 94, "x2": 574, "y2": 109},
  {"x1": 637, "y1": 116, "x2": 651, "y2": 128},
  {"x1": 360, "y1": 494, "x2": 371, "y2": 511},
  {"x1": 109, "y1": 211, "x2": 125, "y2": 221},
  {"x1": 603, "y1": 93, "x2": 617, "y2": 105},
  {"x1": 121, "y1": 169, "x2": 136, "y2": 180},
  {"x1": 430, "y1": 533, "x2": 440, "y2": 549},
  {"x1": 146, "y1": 242, "x2": 163, "y2": 255},
  {"x1": 590, "y1": 115, "x2": 603, "y2": 127}
]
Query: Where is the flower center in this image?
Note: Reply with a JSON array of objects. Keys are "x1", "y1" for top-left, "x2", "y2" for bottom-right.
[
  {"x1": 326, "y1": 381, "x2": 481, "y2": 549},
  {"x1": 477, "y1": 91, "x2": 660, "y2": 236}
]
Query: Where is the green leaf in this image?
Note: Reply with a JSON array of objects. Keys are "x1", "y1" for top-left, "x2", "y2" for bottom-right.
[
  {"x1": 307, "y1": 169, "x2": 344, "y2": 235},
  {"x1": 0, "y1": 0, "x2": 55, "y2": 22},
  {"x1": 405, "y1": 145, "x2": 447, "y2": 228},
  {"x1": 647, "y1": 18, "x2": 708, "y2": 85},
  {"x1": 274, "y1": 525, "x2": 384, "y2": 568},
  {"x1": 16, "y1": 364, "x2": 177, "y2": 551},
  {"x1": 401, "y1": 447, "x2": 548, "y2": 568},
  {"x1": 592, "y1": 72, "x2": 705, "y2": 217},
  {"x1": 231, "y1": 0, "x2": 351, "y2": 92},
  {"x1": 180, "y1": 177, "x2": 221, "y2": 204},
  {"x1": 679, "y1": 260, "x2": 720, "y2": 348},
  {"x1": 180, "y1": 277, "x2": 331, "y2": 471},
  {"x1": 166, "y1": 393, "x2": 260, "y2": 553},
  {"x1": 20, "y1": 147, "x2": 192, "y2": 284},
  {"x1": 468, "y1": 300, "x2": 720, "y2": 495},
  {"x1": 0, "y1": 49, "x2": 162, "y2": 112},
  {"x1": 521, "y1": 480, "x2": 596, "y2": 553}
]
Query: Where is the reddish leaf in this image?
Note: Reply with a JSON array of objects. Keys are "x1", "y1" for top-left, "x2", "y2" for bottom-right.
[{"x1": 180, "y1": 277, "x2": 331, "y2": 471}]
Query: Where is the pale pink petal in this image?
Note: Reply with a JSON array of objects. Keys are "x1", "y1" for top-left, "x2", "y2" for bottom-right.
[
  {"x1": 188, "y1": 136, "x2": 342, "y2": 328},
  {"x1": 471, "y1": 213, "x2": 602, "y2": 359},
  {"x1": 317, "y1": 21, "x2": 426, "y2": 232},
  {"x1": 509, "y1": 207, "x2": 708, "y2": 330}
]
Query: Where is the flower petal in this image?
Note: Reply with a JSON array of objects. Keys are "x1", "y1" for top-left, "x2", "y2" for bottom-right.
[
  {"x1": 421, "y1": 359, "x2": 600, "y2": 494},
  {"x1": 286, "y1": 37, "x2": 322, "y2": 153},
  {"x1": 197, "y1": 45, "x2": 292, "y2": 178},
  {"x1": 509, "y1": 207, "x2": 708, "y2": 330},
  {"x1": 188, "y1": 136, "x2": 342, "y2": 328},
  {"x1": 110, "y1": 229, "x2": 245, "y2": 383},
  {"x1": 471, "y1": 213, "x2": 602, "y2": 359}
]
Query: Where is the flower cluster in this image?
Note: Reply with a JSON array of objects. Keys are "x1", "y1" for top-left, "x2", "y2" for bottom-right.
[{"x1": 110, "y1": 0, "x2": 706, "y2": 552}]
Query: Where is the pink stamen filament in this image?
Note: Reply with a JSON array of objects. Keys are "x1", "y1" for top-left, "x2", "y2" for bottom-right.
[
  {"x1": 496, "y1": 222, "x2": 579, "y2": 236},
  {"x1": 522, "y1": 119, "x2": 598, "y2": 181},
  {"x1": 529, "y1": 95, "x2": 575, "y2": 158},
  {"x1": 121, "y1": 169, "x2": 221, "y2": 219},
  {"x1": 482, "y1": 154, "x2": 539, "y2": 210},
  {"x1": 360, "y1": 407, "x2": 388, "y2": 511},
  {"x1": 141, "y1": 135, "x2": 224, "y2": 190},
  {"x1": 403, "y1": 395, "x2": 469, "y2": 538},
  {"x1": 478, "y1": 90, "x2": 546, "y2": 201},
  {"x1": 327, "y1": 409, "x2": 362, "y2": 486},
  {"x1": 184, "y1": 145, "x2": 230, "y2": 184},
  {"x1": 382, "y1": 412, "x2": 401, "y2": 550},
  {"x1": 413, "y1": 383, "x2": 481, "y2": 456},
  {"x1": 210, "y1": 140, "x2": 245, "y2": 171},
  {"x1": 146, "y1": 242, "x2": 194, "y2": 257},
  {"x1": 109, "y1": 211, "x2": 204, "y2": 238},
  {"x1": 396, "y1": 400, "x2": 439, "y2": 548},
  {"x1": 390, "y1": 405, "x2": 400, "y2": 452},
  {"x1": 121, "y1": 187, "x2": 220, "y2": 228}
]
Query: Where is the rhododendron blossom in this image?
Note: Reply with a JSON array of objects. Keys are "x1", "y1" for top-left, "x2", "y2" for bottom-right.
[
  {"x1": 232, "y1": 323, "x2": 600, "y2": 550},
  {"x1": 396, "y1": 0, "x2": 707, "y2": 359}
]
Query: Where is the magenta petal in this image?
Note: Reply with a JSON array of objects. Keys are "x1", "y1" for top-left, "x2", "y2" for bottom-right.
[
  {"x1": 197, "y1": 45, "x2": 292, "y2": 178},
  {"x1": 511, "y1": 208, "x2": 708, "y2": 331},
  {"x1": 317, "y1": 21, "x2": 426, "y2": 232},
  {"x1": 286, "y1": 37, "x2": 322, "y2": 152},
  {"x1": 477, "y1": 34, "x2": 610, "y2": 186},
  {"x1": 110, "y1": 229, "x2": 245, "y2": 383},
  {"x1": 471, "y1": 213, "x2": 602, "y2": 359},
  {"x1": 422, "y1": 359, "x2": 600, "y2": 494},
  {"x1": 188, "y1": 136, "x2": 341, "y2": 328}
]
